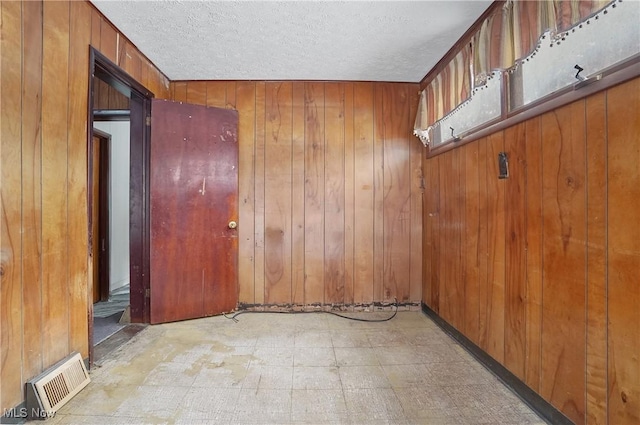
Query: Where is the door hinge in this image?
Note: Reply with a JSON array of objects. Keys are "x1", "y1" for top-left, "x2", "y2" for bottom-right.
[
  {"x1": 145, "y1": 116, "x2": 151, "y2": 126},
  {"x1": 145, "y1": 288, "x2": 150, "y2": 298}
]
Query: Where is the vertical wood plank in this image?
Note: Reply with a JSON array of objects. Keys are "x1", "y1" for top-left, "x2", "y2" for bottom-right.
[
  {"x1": 438, "y1": 150, "x2": 452, "y2": 321},
  {"x1": 343, "y1": 83, "x2": 355, "y2": 305},
  {"x1": 1, "y1": 0, "x2": 24, "y2": 409},
  {"x1": 116, "y1": 34, "x2": 124, "y2": 67},
  {"x1": 477, "y1": 138, "x2": 490, "y2": 351},
  {"x1": 353, "y1": 82, "x2": 374, "y2": 304},
  {"x1": 409, "y1": 87, "x2": 423, "y2": 303},
  {"x1": 186, "y1": 81, "x2": 207, "y2": 106},
  {"x1": 421, "y1": 154, "x2": 431, "y2": 308},
  {"x1": 42, "y1": 0, "x2": 70, "y2": 368},
  {"x1": 464, "y1": 142, "x2": 481, "y2": 344},
  {"x1": 434, "y1": 153, "x2": 451, "y2": 321},
  {"x1": 172, "y1": 82, "x2": 187, "y2": 103},
  {"x1": 139, "y1": 58, "x2": 150, "y2": 92},
  {"x1": 541, "y1": 102, "x2": 587, "y2": 424},
  {"x1": 303, "y1": 82, "x2": 325, "y2": 304},
  {"x1": 291, "y1": 82, "x2": 306, "y2": 305},
  {"x1": 264, "y1": 82, "x2": 293, "y2": 304},
  {"x1": 130, "y1": 45, "x2": 143, "y2": 83},
  {"x1": 92, "y1": 76, "x2": 103, "y2": 108},
  {"x1": 99, "y1": 20, "x2": 117, "y2": 63},
  {"x1": 372, "y1": 84, "x2": 385, "y2": 303},
  {"x1": 226, "y1": 81, "x2": 237, "y2": 109},
  {"x1": 504, "y1": 122, "x2": 527, "y2": 380},
  {"x1": 486, "y1": 131, "x2": 505, "y2": 362},
  {"x1": 525, "y1": 116, "x2": 543, "y2": 392},
  {"x1": 157, "y1": 73, "x2": 171, "y2": 99},
  {"x1": 423, "y1": 155, "x2": 440, "y2": 311},
  {"x1": 236, "y1": 81, "x2": 256, "y2": 304},
  {"x1": 206, "y1": 81, "x2": 227, "y2": 108},
  {"x1": 147, "y1": 67, "x2": 159, "y2": 98},
  {"x1": 585, "y1": 91, "x2": 607, "y2": 425},
  {"x1": 146, "y1": 67, "x2": 166, "y2": 100},
  {"x1": 427, "y1": 155, "x2": 441, "y2": 311},
  {"x1": 452, "y1": 147, "x2": 465, "y2": 328},
  {"x1": 107, "y1": 83, "x2": 129, "y2": 110},
  {"x1": 21, "y1": 0, "x2": 44, "y2": 384},
  {"x1": 67, "y1": 0, "x2": 91, "y2": 359},
  {"x1": 122, "y1": 41, "x2": 142, "y2": 83},
  {"x1": 254, "y1": 82, "x2": 266, "y2": 305},
  {"x1": 90, "y1": 8, "x2": 101, "y2": 46},
  {"x1": 382, "y1": 84, "x2": 411, "y2": 303},
  {"x1": 324, "y1": 83, "x2": 345, "y2": 305},
  {"x1": 440, "y1": 148, "x2": 462, "y2": 326},
  {"x1": 607, "y1": 77, "x2": 640, "y2": 425}
]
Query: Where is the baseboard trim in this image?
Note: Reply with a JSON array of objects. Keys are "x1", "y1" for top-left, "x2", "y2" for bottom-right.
[
  {"x1": 421, "y1": 303, "x2": 574, "y2": 425},
  {"x1": 237, "y1": 301, "x2": 421, "y2": 312}
]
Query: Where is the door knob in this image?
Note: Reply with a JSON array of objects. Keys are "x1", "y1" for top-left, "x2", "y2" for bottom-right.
[{"x1": 228, "y1": 221, "x2": 237, "y2": 229}]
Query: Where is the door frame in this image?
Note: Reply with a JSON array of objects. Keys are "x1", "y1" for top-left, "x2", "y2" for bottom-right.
[
  {"x1": 87, "y1": 48, "x2": 154, "y2": 362},
  {"x1": 91, "y1": 128, "x2": 111, "y2": 303}
]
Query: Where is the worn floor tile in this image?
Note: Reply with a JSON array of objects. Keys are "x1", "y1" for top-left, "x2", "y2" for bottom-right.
[
  {"x1": 293, "y1": 347, "x2": 336, "y2": 367},
  {"x1": 56, "y1": 384, "x2": 130, "y2": 416},
  {"x1": 175, "y1": 387, "x2": 240, "y2": 420},
  {"x1": 142, "y1": 361, "x2": 199, "y2": 387},
  {"x1": 330, "y1": 329, "x2": 372, "y2": 348},
  {"x1": 243, "y1": 365, "x2": 293, "y2": 389},
  {"x1": 232, "y1": 388, "x2": 292, "y2": 423},
  {"x1": 291, "y1": 389, "x2": 347, "y2": 423},
  {"x1": 294, "y1": 330, "x2": 333, "y2": 347},
  {"x1": 402, "y1": 327, "x2": 453, "y2": 346},
  {"x1": 366, "y1": 329, "x2": 411, "y2": 347},
  {"x1": 50, "y1": 415, "x2": 161, "y2": 425},
  {"x1": 343, "y1": 388, "x2": 406, "y2": 422},
  {"x1": 293, "y1": 313, "x2": 330, "y2": 330},
  {"x1": 54, "y1": 311, "x2": 545, "y2": 425},
  {"x1": 427, "y1": 362, "x2": 493, "y2": 386},
  {"x1": 394, "y1": 385, "x2": 458, "y2": 418},
  {"x1": 414, "y1": 341, "x2": 465, "y2": 364},
  {"x1": 382, "y1": 364, "x2": 431, "y2": 388},
  {"x1": 112, "y1": 385, "x2": 190, "y2": 419},
  {"x1": 374, "y1": 345, "x2": 424, "y2": 365},
  {"x1": 255, "y1": 330, "x2": 296, "y2": 348},
  {"x1": 334, "y1": 347, "x2": 380, "y2": 366},
  {"x1": 191, "y1": 362, "x2": 248, "y2": 388},
  {"x1": 339, "y1": 365, "x2": 390, "y2": 389},
  {"x1": 293, "y1": 366, "x2": 342, "y2": 390},
  {"x1": 251, "y1": 346, "x2": 294, "y2": 366}
]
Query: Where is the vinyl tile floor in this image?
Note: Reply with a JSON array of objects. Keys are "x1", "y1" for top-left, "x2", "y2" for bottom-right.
[{"x1": 50, "y1": 311, "x2": 546, "y2": 424}]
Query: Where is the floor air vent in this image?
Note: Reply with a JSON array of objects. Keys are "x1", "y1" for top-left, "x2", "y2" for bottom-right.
[{"x1": 26, "y1": 352, "x2": 90, "y2": 420}]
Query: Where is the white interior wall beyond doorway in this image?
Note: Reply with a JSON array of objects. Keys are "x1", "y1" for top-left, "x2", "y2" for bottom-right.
[{"x1": 93, "y1": 121, "x2": 130, "y2": 294}]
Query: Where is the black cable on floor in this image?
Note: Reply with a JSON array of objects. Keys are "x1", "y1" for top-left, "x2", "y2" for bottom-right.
[{"x1": 223, "y1": 298, "x2": 398, "y2": 323}]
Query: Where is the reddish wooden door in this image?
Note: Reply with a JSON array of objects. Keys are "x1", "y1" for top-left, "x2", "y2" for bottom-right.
[{"x1": 150, "y1": 99, "x2": 238, "y2": 324}]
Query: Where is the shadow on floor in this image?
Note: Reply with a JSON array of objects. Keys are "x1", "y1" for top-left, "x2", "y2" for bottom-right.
[
  {"x1": 93, "y1": 323, "x2": 146, "y2": 365},
  {"x1": 92, "y1": 284, "x2": 144, "y2": 364}
]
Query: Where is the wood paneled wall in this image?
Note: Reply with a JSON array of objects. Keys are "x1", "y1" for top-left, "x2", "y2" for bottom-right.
[
  {"x1": 0, "y1": 0, "x2": 169, "y2": 412},
  {"x1": 93, "y1": 77, "x2": 130, "y2": 110},
  {"x1": 422, "y1": 76, "x2": 640, "y2": 425},
  {"x1": 170, "y1": 81, "x2": 423, "y2": 306}
]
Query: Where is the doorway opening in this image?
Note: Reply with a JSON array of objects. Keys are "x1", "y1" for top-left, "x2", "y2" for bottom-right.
[
  {"x1": 92, "y1": 106, "x2": 130, "y2": 345},
  {"x1": 88, "y1": 48, "x2": 152, "y2": 363}
]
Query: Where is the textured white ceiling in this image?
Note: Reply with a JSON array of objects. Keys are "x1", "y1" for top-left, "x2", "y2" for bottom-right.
[{"x1": 91, "y1": 0, "x2": 492, "y2": 82}]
